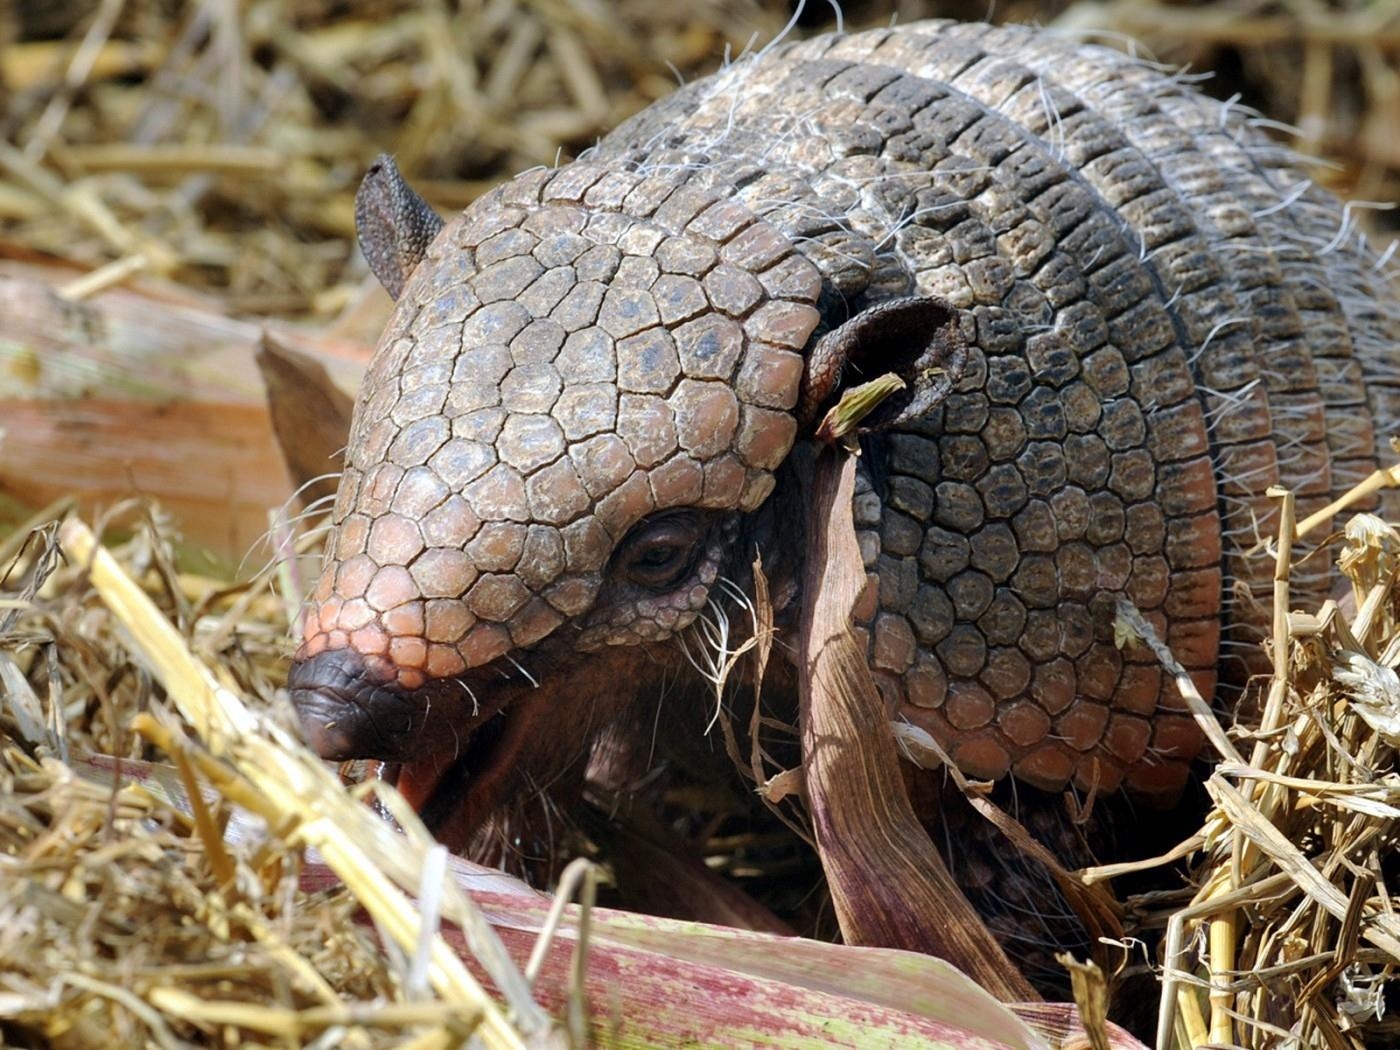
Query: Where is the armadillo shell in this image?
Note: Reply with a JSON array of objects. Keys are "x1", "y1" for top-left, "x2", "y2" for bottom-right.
[{"x1": 597, "y1": 20, "x2": 1400, "y2": 802}]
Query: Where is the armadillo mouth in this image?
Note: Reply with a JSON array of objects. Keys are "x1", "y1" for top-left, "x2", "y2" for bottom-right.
[
  {"x1": 379, "y1": 692, "x2": 543, "y2": 853},
  {"x1": 290, "y1": 647, "x2": 544, "y2": 852}
]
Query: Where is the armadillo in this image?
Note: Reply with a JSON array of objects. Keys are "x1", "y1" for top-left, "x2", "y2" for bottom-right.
[{"x1": 288, "y1": 19, "x2": 1400, "y2": 868}]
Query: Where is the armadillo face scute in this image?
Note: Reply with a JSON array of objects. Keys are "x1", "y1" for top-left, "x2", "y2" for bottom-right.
[
  {"x1": 302, "y1": 163, "x2": 822, "y2": 689},
  {"x1": 291, "y1": 19, "x2": 1400, "y2": 837}
]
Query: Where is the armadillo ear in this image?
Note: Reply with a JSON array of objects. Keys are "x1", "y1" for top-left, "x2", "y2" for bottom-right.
[
  {"x1": 797, "y1": 296, "x2": 969, "y2": 432},
  {"x1": 354, "y1": 155, "x2": 446, "y2": 300}
]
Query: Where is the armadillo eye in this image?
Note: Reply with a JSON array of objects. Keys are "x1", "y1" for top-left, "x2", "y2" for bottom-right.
[
  {"x1": 615, "y1": 512, "x2": 706, "y2": 591},
  {"x1": 635, "y1": 544, "x2": 682, "y2": 569}
]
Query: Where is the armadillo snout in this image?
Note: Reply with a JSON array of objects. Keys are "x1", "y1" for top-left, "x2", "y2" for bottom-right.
[{"x1": 288, "y1": 647, "x2": 427, "y2": 761}]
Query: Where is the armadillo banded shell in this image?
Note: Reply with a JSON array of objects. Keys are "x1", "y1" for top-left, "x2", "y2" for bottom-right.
[{"x1": 598, "y1": 21, "x2": 1399, "y2": 799}]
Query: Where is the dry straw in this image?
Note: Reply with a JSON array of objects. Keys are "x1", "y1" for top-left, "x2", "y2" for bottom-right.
[{"x1": 1, "y1": 511, "x2": 560, "y2": 1047}]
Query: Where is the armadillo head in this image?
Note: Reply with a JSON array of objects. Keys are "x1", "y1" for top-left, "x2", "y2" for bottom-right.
[{"x1": 289, "y1": 157, "x2": 964, "y2": 849}]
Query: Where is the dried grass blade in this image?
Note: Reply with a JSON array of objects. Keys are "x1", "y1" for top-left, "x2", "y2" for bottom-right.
[
  {"x1": 796, "y1": 447, "x2": 1036, "y2": 1002},
  {"x1": 1209, "y1": 776, "x2": 1400, "y2": 957},
  {"x1": 256, "y1": 332, "x2": 357, "y2": 511}
]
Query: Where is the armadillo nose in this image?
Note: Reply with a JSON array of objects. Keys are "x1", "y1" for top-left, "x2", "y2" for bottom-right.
[{"x1": 287, "y1": 647, "x2": 421, "y2": 762}]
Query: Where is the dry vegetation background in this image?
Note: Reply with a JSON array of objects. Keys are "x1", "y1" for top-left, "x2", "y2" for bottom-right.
[{"x1": 3, "y1": 0, "x2": 1397, "y2": 312}]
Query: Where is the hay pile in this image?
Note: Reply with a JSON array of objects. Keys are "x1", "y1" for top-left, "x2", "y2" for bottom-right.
[
  {"x1": 0, "y1": 508, "x2": 545, "y2": 1048},
  {"x1": 1101, "y1": 479, "x2": 1400, "y2": 1048},
  {"x1": 0, "y1": 0, "x2": 794, "y2": 316}
]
